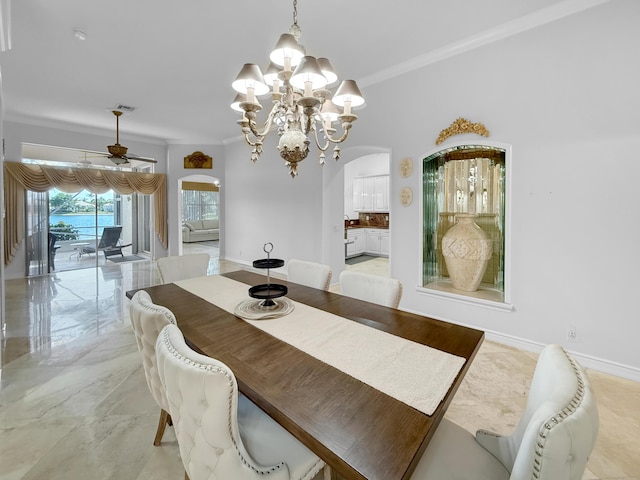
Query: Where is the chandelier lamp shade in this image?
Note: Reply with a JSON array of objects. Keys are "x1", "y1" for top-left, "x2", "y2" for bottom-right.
[{"x1": 230, "y1": 0, "x2": 365, "y2": 178}]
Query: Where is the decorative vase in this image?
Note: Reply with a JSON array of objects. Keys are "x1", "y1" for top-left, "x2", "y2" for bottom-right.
[{"x1": 442, "y1": 214, "x2": 493, "y2": 292}]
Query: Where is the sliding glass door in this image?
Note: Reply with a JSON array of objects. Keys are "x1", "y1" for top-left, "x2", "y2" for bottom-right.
[
  {"x1": 25, "y1": 190, "x2": 49, "y2": 276},
  {"x1": 25, "y1": 186, "x2": 151, "y2": 275}
]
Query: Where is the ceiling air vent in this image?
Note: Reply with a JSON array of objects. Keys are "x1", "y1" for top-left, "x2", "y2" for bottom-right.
[{"x1": 114, "y1": 104, "x2": 136, "y2": 112}]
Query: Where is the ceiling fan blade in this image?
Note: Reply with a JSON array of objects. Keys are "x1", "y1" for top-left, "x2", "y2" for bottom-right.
[
  {"x1": 81, "y1": 151, "x2": 110, "y2": 158},
  {"x1": 126, "y1": 155, "x2": 157, "y2": 163}
]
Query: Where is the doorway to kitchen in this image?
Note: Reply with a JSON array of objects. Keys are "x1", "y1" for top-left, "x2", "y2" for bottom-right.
[{"x1": 343, "y1": 153, "x2": 390, "y2": 277}]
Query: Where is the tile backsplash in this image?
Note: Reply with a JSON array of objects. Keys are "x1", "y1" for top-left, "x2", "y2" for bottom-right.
[{"x1": 358, "y1": 212, "x2": 389, "y2": 227}]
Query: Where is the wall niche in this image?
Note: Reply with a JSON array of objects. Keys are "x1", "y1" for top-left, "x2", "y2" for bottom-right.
[{"x1": 422, "y1": 143, "x2": 509, "y2": 304}]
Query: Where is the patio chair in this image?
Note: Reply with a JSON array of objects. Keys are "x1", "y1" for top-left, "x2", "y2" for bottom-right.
[
  {"x1": 48, "y1": 232, "x2": 61, "y2": 271},
  {"x1": 82, "y1": 226, "x2": 131, "y2": 259}
]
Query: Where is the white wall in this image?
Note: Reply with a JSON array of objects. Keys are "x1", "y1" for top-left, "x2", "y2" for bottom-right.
[
  {"x1": 223, "y1": 134, "x2": 324, "y2": 269},
  {"x1": 362, "y1": 1, "x2": 639, "y2": 376},
  {"x1": 221, "y1": 0, "x2": 640, "y2": 378}
]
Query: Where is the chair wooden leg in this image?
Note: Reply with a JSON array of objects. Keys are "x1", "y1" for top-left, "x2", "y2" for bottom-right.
[
  {"x1": 323, "y1": 464, "x2": 336, "y2": 480},
  {"x1": 153, "y1": 409, "x2": 171, "y2": 446}
]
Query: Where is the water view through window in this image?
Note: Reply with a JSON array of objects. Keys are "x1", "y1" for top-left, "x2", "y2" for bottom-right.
[{"x1": 49, "y1": 189, "x2": 116, "y2": 241}]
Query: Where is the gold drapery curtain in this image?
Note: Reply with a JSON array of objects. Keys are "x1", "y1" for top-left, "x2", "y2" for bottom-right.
[
  {"x1": 3, "y1": 161, "x2": 167, "y2": 265},
  {"x1": 182, "y1": 181, "x2": 219, "y2": 192}
]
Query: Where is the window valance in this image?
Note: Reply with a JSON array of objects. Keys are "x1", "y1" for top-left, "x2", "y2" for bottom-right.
[{"x1": 3, "y1": 161, "x2": 167, "y2": 265}]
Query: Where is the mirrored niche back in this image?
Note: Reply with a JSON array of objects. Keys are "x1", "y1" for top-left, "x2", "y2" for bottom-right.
[{"x1": 422, "y1": 143, "x2": 509, "y2": 305}]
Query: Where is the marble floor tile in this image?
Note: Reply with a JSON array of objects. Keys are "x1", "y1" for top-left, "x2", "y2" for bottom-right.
[
  {"x1": 344, "y1": 256, "x2": 390, "y2": 277},
  {"x1": 1, "y1": 249, "x2": 638, "y2": 479},
  {"x1": 0, "y1": 418, "x2": 80, "y2": 480}
]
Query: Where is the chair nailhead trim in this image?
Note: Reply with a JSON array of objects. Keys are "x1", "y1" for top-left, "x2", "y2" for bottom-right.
[
  {"x1": 161, "y1": 328, "x2": 285, "y2": 476},
  {"x1": 530, "y1": 348, "x2": 587, "y2": 480}
]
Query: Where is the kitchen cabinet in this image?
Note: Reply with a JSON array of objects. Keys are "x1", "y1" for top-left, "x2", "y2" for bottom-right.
[
  {"x1": 366, "y1": 228, "x2": 381, "y2": 254},
  {"x1": 380, "y1": 230, "x2": 390, "y2": 256},
  {"x1": 365, "y1": 228, "x2": 389, "y2": 257},
  {"x1": 374, "y1": 175, "x2": 388, "y2": 211},
  {"x1": 353, "y1": 175, "x2": 389, "y2": 212},
  {"x1": 362, "y1": 177, "x2": 375, "y2": 211},
  {"x1": 346, "y1": 229, "x2": 366, "y2": 258},
  {"x1": 352, "y1": 177, "x2": 364, "y2": 211}
]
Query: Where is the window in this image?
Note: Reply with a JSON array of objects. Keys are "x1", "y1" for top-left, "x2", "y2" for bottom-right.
[
  {"x1": 181, "y1": 182, "x2": 219, "y2": 221},
  {"x1": 421, "y1": 143, "x2": 510, "y2": 306}
]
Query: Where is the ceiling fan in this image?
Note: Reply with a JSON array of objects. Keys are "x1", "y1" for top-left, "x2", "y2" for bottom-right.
[{"x1": 87, "y1": 110, "x2": 157, "y2": 165}]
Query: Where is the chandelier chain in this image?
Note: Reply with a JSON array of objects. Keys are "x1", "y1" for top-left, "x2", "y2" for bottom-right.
[{"x1": 293, "y1": 0, "x2": 298, "y2": 26}]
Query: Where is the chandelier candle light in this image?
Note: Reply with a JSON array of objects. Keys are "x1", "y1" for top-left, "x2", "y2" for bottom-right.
[{"x1": 231, "y1": 0, "x2": 365, "y2": 178}]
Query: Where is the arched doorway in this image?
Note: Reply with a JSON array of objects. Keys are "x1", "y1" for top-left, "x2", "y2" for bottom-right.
[
  {"x1": 177, "y1": 174, "x2": 221, "y2": 259},
  {"x1": 343, "y1": 152, "x2": 391, "y2": 277}
]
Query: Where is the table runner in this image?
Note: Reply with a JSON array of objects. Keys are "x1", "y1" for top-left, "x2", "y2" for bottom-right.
[{"x1": 175, "y1": 275, "x2": 466, "y2": 416}]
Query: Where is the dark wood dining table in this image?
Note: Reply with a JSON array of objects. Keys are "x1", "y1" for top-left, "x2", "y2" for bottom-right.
[{"x1": 126, "y1": 270, "x2": 484, "y2": 480}]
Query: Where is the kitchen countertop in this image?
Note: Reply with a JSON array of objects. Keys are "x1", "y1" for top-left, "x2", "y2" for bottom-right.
[{"x1": 345, "y1": 225, "x2": 389, "y2": 229}]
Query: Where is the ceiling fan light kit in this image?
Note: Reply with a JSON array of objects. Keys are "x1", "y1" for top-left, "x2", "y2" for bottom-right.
[{"x1": 231, "y1": 0, "x2": 365, "y2": 178}]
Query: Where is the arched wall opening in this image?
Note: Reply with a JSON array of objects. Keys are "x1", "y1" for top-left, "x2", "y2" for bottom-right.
[
  {"x1": 177, "y1": 174, "x2": 221, "y2": 257},
  {"x1": 322, "y1": 145, "x2": 391, "y2": 282}
]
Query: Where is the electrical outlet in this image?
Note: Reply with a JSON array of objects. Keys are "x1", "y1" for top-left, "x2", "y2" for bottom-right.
[{"x1": 567, "y1": 326, "x2": 577, "y2": 342}]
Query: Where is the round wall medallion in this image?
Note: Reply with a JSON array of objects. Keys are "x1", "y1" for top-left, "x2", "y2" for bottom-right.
[
  {"x1": 400, "y1": 186, "x2": 413, "y2": 206},
  {"x1": 400, "y1": 157, "x2": 413, "y2": 178}
]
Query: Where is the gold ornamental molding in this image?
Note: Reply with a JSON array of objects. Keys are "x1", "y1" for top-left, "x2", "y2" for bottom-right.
[
  {"x1": 435, "y1": 117, "x2": 490, "y2": 145},
  {"x1": 184, "y1": 151, "x2": 213, "y2": 169}
]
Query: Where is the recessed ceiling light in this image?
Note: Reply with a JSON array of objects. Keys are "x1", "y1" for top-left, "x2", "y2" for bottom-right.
[{"x1": 73, "y1": 29, "x2": 87, "y2": 41}]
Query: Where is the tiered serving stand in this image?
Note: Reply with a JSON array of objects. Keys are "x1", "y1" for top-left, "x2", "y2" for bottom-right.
[{"x1": 234, "y1": 243, "x2": 294, "y2": 319}]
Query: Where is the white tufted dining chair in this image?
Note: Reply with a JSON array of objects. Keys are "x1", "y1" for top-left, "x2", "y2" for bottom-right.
[
  {"x1": 129, "y1": 290, "x2": 177, "y2": 445},
  {"x1": 287, "y1": 258, "x2": 332, "y2": 291},
  {"x1": 156, "y1": 253, "x2": 210, "y2": 283},
  {"x1": 339, "y1": 270, "x2": 403, "y2": 308},
  {"x1": 411, "y1": 344, "x2": 599, "y2": 480},
  {"x1": 155, "y1": 323, "x2": 327, "y2": 480}
]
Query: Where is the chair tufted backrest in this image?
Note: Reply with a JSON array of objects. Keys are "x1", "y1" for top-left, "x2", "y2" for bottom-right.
[
  {"x1": 476, "y1": 344, "x2": 599, "y2": 480},
  {"x1": 339, "y1": 270, "x2": 403, "y2": 308},
  {"x1": 129, "y1": 290, "x2": 177, "y2": 413},
  {"x1": 287, "y1": 258, "x2": 332, "y2": 291},
  {"x1": 155, "y1": 324, "x2": 292, "y2": 480},
  {"x1": 156, "y1": 253, "x2": 210, "y2": 284}
]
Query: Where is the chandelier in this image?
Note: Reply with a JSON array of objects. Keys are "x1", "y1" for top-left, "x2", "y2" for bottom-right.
[{"x1": 230, "y1": 0, "x2": 365, "y2": 178}]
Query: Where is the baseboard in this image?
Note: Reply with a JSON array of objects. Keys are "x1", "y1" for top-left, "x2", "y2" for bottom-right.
[
  {"x1": 223, "y1": 256, "x2": 250, "y2": 267},
  {"x1": 400, "y1": 306, "x2": 640, "y2": 382},
  {"x1": 484, "y1": 331, "x2": 640, "y2": 382}
]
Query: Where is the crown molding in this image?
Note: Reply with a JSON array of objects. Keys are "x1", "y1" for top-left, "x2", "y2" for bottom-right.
[
  {"x1": 4, "y1": 111, "x2": 168, "y2": 146},
  {"x1": 359, "y1": 0, "x2": 612, "y2": 88}
]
